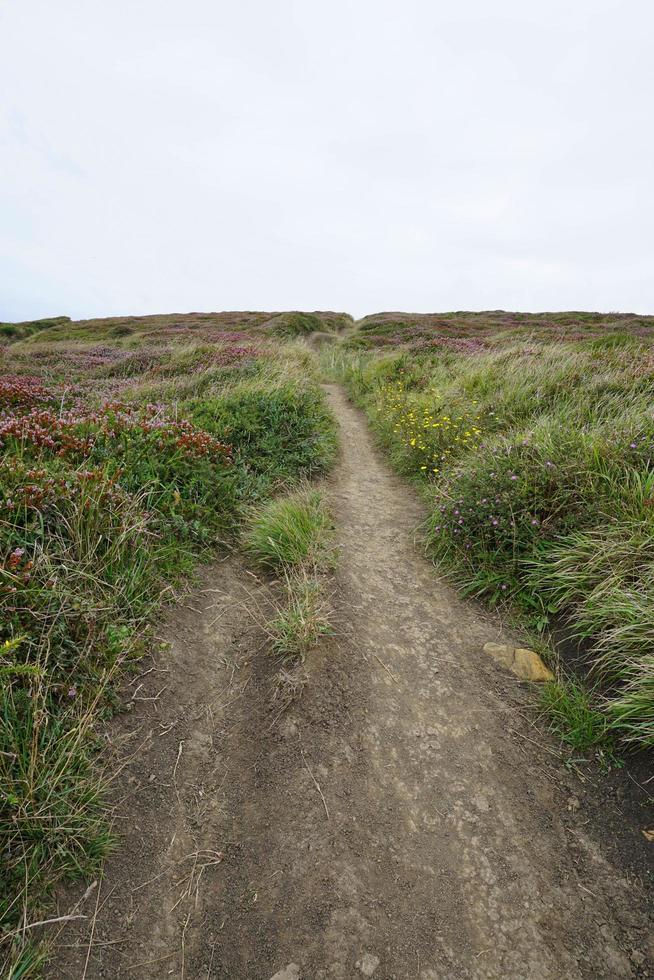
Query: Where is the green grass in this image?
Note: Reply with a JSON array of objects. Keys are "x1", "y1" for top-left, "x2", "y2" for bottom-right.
[
  {"x1": 5, "y1": 943, "x2": 47, "y2": 979},
  {"x1": 267, "y1": 311, "x2": 352, "y2": 338},
  {"x1": 540, "y1": 680, "x2": 611, "y2": 751},
  {"x1": 325, "y1": 313, "x2": 654, "y2": 751},
  {"x1": 244, "y1": 488, "x2": 335, "y2": 571},
  {"x1": 268, "y1": 572, "x2": 333, "y2": 661},
  {"x1": 269, "y1": 311, "x2": 324, "y2": 337},
  {"x1": 526, "y1": 520, "x2": 654, "y2": 682},
  {"x1": 0, "y1": 316, "x2": 70, "y2": 342},
  {"x1": 189, "y1": 380, "x2": 337, "y2": 498}
]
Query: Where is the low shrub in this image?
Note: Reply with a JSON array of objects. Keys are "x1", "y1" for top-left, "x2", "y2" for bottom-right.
[
  {"x1": 189, "y1": 382, "x2": 337, "y2": 496},
  {"x1": 268, "y1": 312, "x2": 323, "y2": 337}
]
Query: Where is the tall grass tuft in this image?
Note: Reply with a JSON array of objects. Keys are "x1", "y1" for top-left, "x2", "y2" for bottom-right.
[
  {"x1": 244, "y1": 488, "x2": 335, "y2": 571},
  {"x1": 268, "y1": 571, "x2": 333, "y2": 661}
]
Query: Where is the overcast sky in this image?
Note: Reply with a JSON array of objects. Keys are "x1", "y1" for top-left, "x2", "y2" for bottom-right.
[{"x1": 1, "y1": 0, "x2": 653, "y2": 322}]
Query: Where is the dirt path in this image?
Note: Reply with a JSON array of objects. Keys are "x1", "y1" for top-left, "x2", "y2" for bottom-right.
[{"x1": 51, "y1": 385, "x2": 652, "y2": 979}]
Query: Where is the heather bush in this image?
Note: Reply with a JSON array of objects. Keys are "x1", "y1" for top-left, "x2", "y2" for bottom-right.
[
  {"x1": 188, "y1": 381, "x2": 337, "y2": 496},
  {"x1": 0, "y1": 314, "x2": 336, "y2": 971}
]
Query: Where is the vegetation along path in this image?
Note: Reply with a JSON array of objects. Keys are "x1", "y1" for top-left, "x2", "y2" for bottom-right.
[{"x1": 52, "y1": 384, "x2": 652, "y2": 979}]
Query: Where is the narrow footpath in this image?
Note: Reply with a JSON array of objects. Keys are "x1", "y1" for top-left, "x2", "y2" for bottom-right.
[{"x1": 51, "y1": 385, "x2": 652, "y2": 979}]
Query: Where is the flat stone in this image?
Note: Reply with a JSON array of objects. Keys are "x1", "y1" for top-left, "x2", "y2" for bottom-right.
[
  {"x1": 356, "y1": 953, "x2": 380, "y2": 976},
  {"x1": 514, "y1": 647, "x2": 555, "y2": 681},
  {"x1": 483, "y1": 643, "x2": 554, "y2": 682},
  {"x1": 269, "y1": 965, "x2": 300, "y2": 980},
  {"x1": 482, "y1": 641, "x2": 514, "y2": 669}
]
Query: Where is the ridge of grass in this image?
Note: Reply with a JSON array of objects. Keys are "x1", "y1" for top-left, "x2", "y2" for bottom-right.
[
  {"x1": 0, "y1": 312, "x2": 339, "y2": 975},
  {"x1": 244, "y1": 485, "x2": 337, "y2": 707},
  {"x1": 0, "y1": 316, "x2": 70, "y2": 341},
  {"x1": 323, "y1": 313, "x2": 654, "y2": 753}
]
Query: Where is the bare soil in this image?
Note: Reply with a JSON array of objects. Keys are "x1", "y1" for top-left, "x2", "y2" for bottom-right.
[{"x1": 50, "y1": 385, "x2": 653, "y2": 979}]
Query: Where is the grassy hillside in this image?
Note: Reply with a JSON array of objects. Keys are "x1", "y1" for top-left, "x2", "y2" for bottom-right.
[
  {"x1": 327, "y1": 310, "x2": 654, "y2": 752},
  {"x1": 3, "y1": 305, "x2": 653, "y2": 973},
  {"x1": 0, "y1": 311, "x2": 341, "y2": 973}
]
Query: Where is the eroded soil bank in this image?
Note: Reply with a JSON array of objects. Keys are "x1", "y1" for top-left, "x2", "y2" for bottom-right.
[{"x1": 51, "y1": 385, "x2": 652, "y2": 979}]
